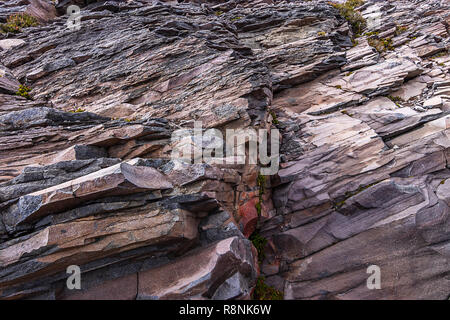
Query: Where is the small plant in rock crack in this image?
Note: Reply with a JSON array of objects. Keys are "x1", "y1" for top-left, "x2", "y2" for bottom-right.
[
  {"x1": 255, "y1": 173, "x2": 267, "y2": 215},
  {"x1": 0, "y1": 13, "x2": 38, "y2": 34},
  {"x1": 252, "y1": 276, "x2": 284, "y2": 300},
  {"x1": 69, "y1": 107, "x2": 85, "y2": 113},
  {"x1": 330, "y1": 0, "x2": 367, "y2": 35},
  {"x1": 395, "y1": 25, "x2": 408, "y2": 36},
  {"x1": 269, "y1": 110, "x2": 279, "y2": 125},
  {"x1": 249, "y1": 231, "x2": 267, "y2": 263},
  {"x1": 368, "y1": 37, "x2": 394, "y2": 53},
  {"x1": 387, "y1": 95, "x2": 404, "y2": 107},
  {"x1": 15, "y1": 85, "x2": 32, "y2": 99}
]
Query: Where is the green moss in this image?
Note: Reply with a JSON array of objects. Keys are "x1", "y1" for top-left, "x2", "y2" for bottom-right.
[
  {"x1": 331, "y1": 0, "x2": 366, "y2": 34},
  {"x1": 269, "y1": 110, "x2": 279, "y2": 125},
  {"x1": 345, "y1": 71, "x2": 354, "y2": 76},
  {"x1": 335, "y1": 85, "x2": 342, "y2": 89},
  {"x1": 255, "y1": 173, "x2": 266, "y2": 216},
  {"x1": 1, "y1": 13, "x2": 38, "y2": 34},
  {"x1": 253, "y1": 276, "x2": 284, "y2": 300},
  {"x1": 230, "y1": 16, "x2": 242, "y2": 21},
  {"x1": 250, "y1": 232, "x2": 267, "y2": 263},
  {"x1": 255, "y1": 201, "x2": 262, "y2": 216},
  {"x1": 214, "y1": 11, "x2": 224, "y2": 16},
  {"x1": 15, "y1": 85, "x2": 32, "y2": 99},
  {"x1": 317, "y1": 31, "x2": 326, "y2": 37}
]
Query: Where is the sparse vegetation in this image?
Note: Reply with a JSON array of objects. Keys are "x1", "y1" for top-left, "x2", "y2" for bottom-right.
[
  {"x1": 368, "y1": 37, "x2": 394, "y2": 52},
  {"x1": 364, "y1": 31, "x2": 380, "y2": 37},
  {"x1": 330, "y1": 0, "x2": 366, "y2": 34},
  {"x1": 269, "y1": 110, "x2": 279, "y2": 125},
  {"x1": 15, "y1": 85, "x2": 32, "y2": 99},
  {"x1": 249, "y1": 231, "x2": 267, "y2": 263},
  {"x1": 430, "y1": 51, "x2": 448, "y2": 59},
  {"x1": 395, "y1": 25, "x2": 408, "y2": 36},
  {"x1": 0, "y1": 13, "x2": 38, "y2": 34},
  {"x1": 70, "y1": 107, "x2": 85, "y2": 113},
  {"x1": 333, "y1": 181, "x2": 380, "y2": 210},
  {"x1": 387, "y1": 95, "x2": 403, "y2": 107},
  {"x1": 255, "y1": 173, "x2": 266, "y2": 216},
  {"x1": 317, "y1": 31, "x2": 326, "y2": 36},
  {"x1": 253, "y1": 276, "x2": 284, "y2": 300},
  {"x1": 341, "y1": 109, "x2": 353, "y2": 117}
]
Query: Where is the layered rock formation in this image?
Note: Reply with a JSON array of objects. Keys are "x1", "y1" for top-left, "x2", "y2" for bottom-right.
[{"x1": 0, "y1": 0, "x2": 449, "y2": 300}]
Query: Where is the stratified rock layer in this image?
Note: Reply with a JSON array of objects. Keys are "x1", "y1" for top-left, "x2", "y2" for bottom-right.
[{"x1": 0, "y1": 0, "x2": 449, "y2": 300}]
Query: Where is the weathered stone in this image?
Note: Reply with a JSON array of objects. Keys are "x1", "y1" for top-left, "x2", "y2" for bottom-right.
[
  {"x1": 0, "y1": 0, "x2": 449, "y2": 301},
  {"x1": 2, "y1": 159, "x2": 173, "y2": 229},
  {"x1": 137, "y1": 236, "x2": 257, "y2": 300}
]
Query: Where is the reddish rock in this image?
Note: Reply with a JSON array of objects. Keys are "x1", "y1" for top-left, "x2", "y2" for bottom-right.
[{"x1": 238, "y1": 198, "x2": 259, "y2": 238}]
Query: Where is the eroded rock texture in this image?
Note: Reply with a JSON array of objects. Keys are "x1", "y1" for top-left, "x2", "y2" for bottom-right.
[{"x1": 0, "y1": 0, "x2": 449, "y2": 300}]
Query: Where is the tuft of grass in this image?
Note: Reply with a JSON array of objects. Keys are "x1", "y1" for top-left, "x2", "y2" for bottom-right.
[
  {"x1": 15, "y1": 85, "x2": 32, "y2": 99},
  {"x1": 269, "y1": 110, "x2": 279, "y2": 125},
  {"x1": 395, "y1": 25, "x2": 408, "y2": 36},
  {"x1": 1, "y1": 13, "x2": 38, "y2": 34},
  {"x1": 368, "y1": 37, "x2": 394, "y2": 53},
  {"x1": 364, "y1": 31, "x2": 380, "y2": 37},
  {"x1": 253, "y1": 276, "x2": 284, "y2": 300},
  {"x1": 387, "y1": 95, "x2": 403, "y2": 107},
  {"x1": 331, "y1": 0, "x2": 366, "y2": 35}
]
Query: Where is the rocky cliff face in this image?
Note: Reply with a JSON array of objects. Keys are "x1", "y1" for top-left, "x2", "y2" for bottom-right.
[{"x1": 0, "y1": 0, "x2": 449, "y2": 300}]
